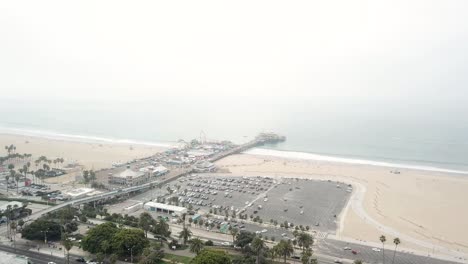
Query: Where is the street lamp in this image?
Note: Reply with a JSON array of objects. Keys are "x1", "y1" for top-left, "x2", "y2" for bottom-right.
[
  {"x1": 41, "y1": 229, "x2": 49, "y2": 244},
  {"x1": 127, "y1": 245, "x2": 135, "y2": 263}
]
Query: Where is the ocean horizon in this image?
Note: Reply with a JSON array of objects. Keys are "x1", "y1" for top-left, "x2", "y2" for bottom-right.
[{"x1": 1, "y1": 98, "x2": 467, "y2": 175}]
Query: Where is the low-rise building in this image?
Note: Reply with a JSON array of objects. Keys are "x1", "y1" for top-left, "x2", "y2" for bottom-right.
[
  {"x1": 152, "y1": 165, "x2": 169, "y2": 176},
  {"x1": 194, "y1": 161, "x2": 216, "y2": 172},
  {"x1": 108, "y1": 165, "x2": 149, "y2": 186},
  {"x1": 0, "y1": 201, "x2": 23, "y2": 212},
  {"x1": 62, "y1": 188, "x2": 95, "y2": 199},
  {"x1": 123, "y1": 202, "x2": 144, "y2": 214},
  {"x1": 144, "y1": 201, "x2": 187, "y2": 216}
]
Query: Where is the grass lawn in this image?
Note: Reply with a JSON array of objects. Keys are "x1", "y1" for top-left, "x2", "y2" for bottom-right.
[{"x1": 164, "y1": 252, "x2": 192, "y2": 264}]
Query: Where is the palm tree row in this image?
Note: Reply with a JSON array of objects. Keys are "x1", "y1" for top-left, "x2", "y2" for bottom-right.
[{"x1": 379, "y1": 235, "x2": 401, "y2": 264}]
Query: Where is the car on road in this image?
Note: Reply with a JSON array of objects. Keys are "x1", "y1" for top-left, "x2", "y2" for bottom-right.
[
  {"x1": 48, "y1": 262, "x2": 56, "y2": 264},
  {"x1": 75, "y1": 257, "x2": 86, "y2": 262},
  {"x1": 333, "y1": 260, "x2": 343, "y2": 264},
  {"x1": 372, "y1": 247, "x2": 381, "y2": 252},
  {"x1": 343, "y1": 246, "x2": 351, "y2": 250}
]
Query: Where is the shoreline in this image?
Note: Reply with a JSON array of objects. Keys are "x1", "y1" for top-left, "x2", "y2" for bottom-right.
[
  {"x1": 2, "y1": 132, "x2": 468, "y2": 261},
  {"x1": 245, "y1": 148, "x2": 468, "y2": 176},
  {"x1": 215, "y1": 153, "x2": 468, "y2": 261},
  {"x1": 1, "y1": 126, "x2": 467, "y2": 176},
  {"x1": 0, "y1": 134, "x2": 166, "y2": 170}
]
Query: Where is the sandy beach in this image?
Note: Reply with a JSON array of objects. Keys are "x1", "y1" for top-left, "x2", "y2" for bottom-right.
[
  {"x1": 215, "y1": 154, "x2": 468, "y2": 258},
  {"x1": 0, "y1": 134, "x2": 165, "y2": 170},
  {"x1": 2, "y1": 133, "x2": 467, "y2": 259}
]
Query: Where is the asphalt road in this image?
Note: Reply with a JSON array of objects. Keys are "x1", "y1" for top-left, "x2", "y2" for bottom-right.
[
  {"x1": 316, "y1": 238, "x2": 463, "y2": 264},
  {"x1": 0, "y1": 244, "x2": 82, "y2": 264}
]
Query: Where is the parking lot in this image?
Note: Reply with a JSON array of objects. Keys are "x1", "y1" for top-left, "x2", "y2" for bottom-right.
[{"x1": 130, "y1": 174, "x2": 351, "y2": 234}]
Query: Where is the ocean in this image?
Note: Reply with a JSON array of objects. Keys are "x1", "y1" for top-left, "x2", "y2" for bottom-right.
[{"x1": 1, "y1": 97, "x2": 467, "y2": 174}]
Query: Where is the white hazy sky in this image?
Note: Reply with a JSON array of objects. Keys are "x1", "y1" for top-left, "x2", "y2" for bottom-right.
[{"x1": 1, "y1": 0, "x2": 468, "y2": 102}]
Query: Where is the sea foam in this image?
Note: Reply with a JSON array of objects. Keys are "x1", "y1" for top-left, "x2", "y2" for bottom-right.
[{"x1": 244, "y1": 148, "x2": 468, "y2": 175}]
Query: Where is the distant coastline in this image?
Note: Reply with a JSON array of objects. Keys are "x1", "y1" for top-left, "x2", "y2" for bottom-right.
[{"x1": 1, "y1": 125, "x2": 467, "y2": 175}]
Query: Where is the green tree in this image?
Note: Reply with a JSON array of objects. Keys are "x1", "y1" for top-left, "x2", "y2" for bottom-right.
[
  {"x1": 152, "y1": 218, "x2": 171, "y2": 244},
  {"x1": 190, "y1": 238, "x2": 204, "y2": 255},
  {"x1": 139, "y1": 244, "x2": 164, "y2": 264},
  {"x1": 101, "y1": 240, "x2": 111, "y2": 259},
  {"x1": 301, "y1": 247, "x2": 312, "y2": 264},
  {"x1": 179, "y1": 227, "x2": 192, "y2": 245},
  {"x1": 63, "y1": 237, "x2": 74, "y2": 264},
  {"x1": 139, "y1": 212, "x2": 156, "y2": 238},
  {"x1": 5, "y1": 175, "x2": 9, "y2": 193},
  {"x1": 235, "y1": 231, "x2": 255, "y2": 248},
  {"x1": 190, "y1": 249, "x2": 231, "y2": 264},
  {"x1": 392, "y1": 237, "x2": 401, "y2": 264},
  {"x1": 111, "y1": 228, "x2": 149, "y2": 257},
  {"x1": 109, "y1": 254, "x2": 118, "y2": 264},
  {"x1": 89, "y1": 170, "x2": 97, "y2": 182},
  {"x1": 18, "y1": 219, "x2": 25, "y2": 230},
  {"x1": 297, "y1": 232, "x2": 313, "y2": 252},
  {"x1": 251, "y1": 237, "x2": 266, "y2": 264},
  {"x1": 81, "y1": 222, "x2": 118, "y2": 253},
  {"x1": 274, "y1": 240, "x2": 294, "y2": 263},
  {"x1": 21, "y1": 219, "x2": 62, "y2": 241},
  {"x1": 229, "y1": 227, "x2": 239, "y2": 244},
  {"x1": 380, "y1": 235, "x2": 387, "y2": 264},
  {"x1": 83, "y1": 170, "x2": 89, "y2": 184}
]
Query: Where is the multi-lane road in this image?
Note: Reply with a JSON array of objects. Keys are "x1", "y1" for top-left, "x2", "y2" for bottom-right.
[{"x1": 0, "y1": 244, "x2": 81, "y2": 264}]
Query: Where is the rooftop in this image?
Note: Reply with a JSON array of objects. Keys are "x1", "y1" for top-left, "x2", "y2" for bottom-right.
[
  {"x1": 115, "y1": 166, "x2": 145, "y2": 178},
  {"x1": 144, "y1": 201, "x2": 187, "y2": 213}
]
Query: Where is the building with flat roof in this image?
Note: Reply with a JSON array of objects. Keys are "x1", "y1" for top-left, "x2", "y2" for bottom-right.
[
  {"x1": 194, "y1": 161, "x2": 216, "y2": 172},
  {"x1": 62, "y1": 188, "x2": 96, "y2": 199},
  {"x1": 152, "y1": 165, "x2": 169, "y2": 176},
  {"x1": 108, "y1": 165, "x2": 149, "y2": 186},
  {"x1": 0, "y1": 201, "x2": 23, "y2": 212},
  {"x1": 144, "y1": 202, "x2": 187, "y2": 216}
]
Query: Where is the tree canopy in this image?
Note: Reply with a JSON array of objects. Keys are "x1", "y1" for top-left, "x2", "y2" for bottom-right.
[
  {"x1": 111, "y1": 228, "x2": 149, "y2": 257},
  {"x1": 81, "y1": 222, "x2": 119, "y2": 253},
  {"x1": 190, "y1": 249, "x2": 231, "y2": 264},
  {"x1": 21, "y1": 219, "x2": 62, "y2": 241},
  {"x1": 235, "y1": 231, "x2": 255, "y2": 248}
]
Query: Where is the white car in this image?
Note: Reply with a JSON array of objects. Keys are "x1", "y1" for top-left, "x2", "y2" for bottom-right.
[
  {"x1": 48, "y1": 262, "x2": 57, "y2": 264},
  {"x1": 343, "y1": 246, "x2": 351, "y2": 250},
  {"x1": 372, "y1": 247, "x2": 381, "y2": 252},
  {"x1": 333, "y1": 260, "x2": 343, "y2": 264}
]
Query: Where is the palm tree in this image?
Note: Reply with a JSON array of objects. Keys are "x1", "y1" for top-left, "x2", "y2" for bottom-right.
[
  {"x1": 178, "y1": 227, "x2": 192, "y2": 245},
  {"x1": 301, "y1": 247, "x2": 312, "y2": 264},
  {"x1": 15, "y1": 173, "x2": 21, "y2": 194},
  {"x1": 274, "y1": 239, "x2": 294, "y2": 263},
  {"x1": 297, "y1": 232, "x2": 313, "y2": 252},
  {"x1": 251, "y1": 237, "x2": 266, "y2": 264},
  {"x1": 380, "y1": 235, "x2": 387, "y2": 264},
  {"x1": 189, "y1": 238, "x2": 204, "y2": 255},
  {"x1": 63, "y1": 237, "x2": 74, "y2": 264},
  {"x1": 392, "y1": 237, "x2": 401, "y2": 264},
  {"x1": 230, "y1": 227, "x2": 239, "y2": 244},
  {"x1": 5, "y1": 175, "x2": 9, "y2": 193}
]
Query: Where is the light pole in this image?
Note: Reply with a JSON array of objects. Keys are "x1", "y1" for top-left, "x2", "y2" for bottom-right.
[
  {"x1": 128, "y1": 245, "x2": 135, "y2": 263},
  {"x1": 41, "y1": 229, "x2": 49, "y2": 244}
]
